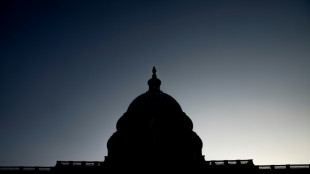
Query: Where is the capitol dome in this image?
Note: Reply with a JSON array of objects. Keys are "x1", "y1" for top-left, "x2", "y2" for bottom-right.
[
  {"x1": 106, "y1": 67, "x2": 204, "y2": 168},
  {"x1": 116, "y1": 67, "x2": 193, "y2": 132}
]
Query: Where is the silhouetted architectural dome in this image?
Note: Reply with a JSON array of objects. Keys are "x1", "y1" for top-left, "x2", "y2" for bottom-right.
[
  {"x1": 116, "y1": 67, "x2": 194, "y2": 131},
  {"x1": 106, "y1": 67, "x2": 204, "y2": 171}
]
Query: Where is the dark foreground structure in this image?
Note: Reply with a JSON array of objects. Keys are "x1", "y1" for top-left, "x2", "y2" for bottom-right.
[{"x1": 1, "y1": 67, "x2": 309, "y2": 174}]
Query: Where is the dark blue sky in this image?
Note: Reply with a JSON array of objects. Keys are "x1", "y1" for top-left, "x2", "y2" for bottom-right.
[{"x1": 1, "y1": 0, "x2": 310, "y2": 166}]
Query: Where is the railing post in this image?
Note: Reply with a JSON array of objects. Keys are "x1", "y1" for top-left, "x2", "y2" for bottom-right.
[
  {"x1": 248, "y1": 159, "x2": 254, "y2": 165},
  {"x1": 56, "y1": 161, "x2": 62, "y2": 167}
]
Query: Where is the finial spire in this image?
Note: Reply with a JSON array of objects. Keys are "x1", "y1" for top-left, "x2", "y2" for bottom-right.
[
  {"x1": 148, "y1": 66, "x2": 161, "y2": 91},
  {"x1": 152, "y1": 66, "x2": 157, "y2": 76}
]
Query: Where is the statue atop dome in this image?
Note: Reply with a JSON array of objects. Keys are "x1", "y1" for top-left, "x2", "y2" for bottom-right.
[{"x1": 152, "y1": 66, "x2": 157, "y2": 75}]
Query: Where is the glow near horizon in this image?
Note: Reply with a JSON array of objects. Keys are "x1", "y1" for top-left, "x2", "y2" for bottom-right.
[{"x1": 0, "y1": 0, "x2": 309, "y2": 166}]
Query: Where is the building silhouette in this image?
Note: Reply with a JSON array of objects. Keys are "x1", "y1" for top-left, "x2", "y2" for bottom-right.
[{"x1": 1, "y1": 67, "x2": 309, "y2": 173}]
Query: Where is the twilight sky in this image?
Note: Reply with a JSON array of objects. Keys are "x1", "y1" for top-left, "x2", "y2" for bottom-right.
[{"x1": 1, "y1": 0, "x2": 310, "y2": 166}]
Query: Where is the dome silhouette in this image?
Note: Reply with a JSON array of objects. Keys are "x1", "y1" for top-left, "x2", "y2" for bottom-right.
[{"x1": 105, "y1": 67, "x2": 204, "y2": 170}]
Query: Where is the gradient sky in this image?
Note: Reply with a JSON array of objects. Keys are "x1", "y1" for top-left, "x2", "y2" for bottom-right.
[{"x1": 1, "y1": 0, "x2": 310, "y2": 166}]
